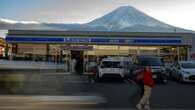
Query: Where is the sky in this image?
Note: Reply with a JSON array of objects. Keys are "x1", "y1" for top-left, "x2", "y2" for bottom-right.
[{"x1": 0, "y1": 0, "x2": 195, "y2": 31}]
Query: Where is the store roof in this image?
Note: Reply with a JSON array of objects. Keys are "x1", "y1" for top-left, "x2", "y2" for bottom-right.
[{"x1": 8, "y1": 30, "x2": 195, "y2": 38}]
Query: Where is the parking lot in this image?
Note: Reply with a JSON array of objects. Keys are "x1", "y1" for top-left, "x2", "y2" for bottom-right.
[{"x1": 0, "y1": 71, "x2": 195, "y2": 109}]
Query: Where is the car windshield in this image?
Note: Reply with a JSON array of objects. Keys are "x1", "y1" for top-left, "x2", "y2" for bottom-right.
[
  {"x1": 138, "y1": 57, "x2": 163, "y2": 66},
  {"x1": 181, "y1": 62, "x2": 195, "y2": 68},
  {"x1": 101, "y1": 61, "x2": 122, "y2": 68}
]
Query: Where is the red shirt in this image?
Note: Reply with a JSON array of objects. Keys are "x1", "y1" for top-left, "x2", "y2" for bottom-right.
[{"x1": 143, "y1": 69, "x2": 154, "y2": 87}]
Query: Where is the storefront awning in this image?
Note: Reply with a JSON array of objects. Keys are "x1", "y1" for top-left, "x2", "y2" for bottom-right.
[{"x1": 6, "y1": 35, "x2": 183, "y2": 45}]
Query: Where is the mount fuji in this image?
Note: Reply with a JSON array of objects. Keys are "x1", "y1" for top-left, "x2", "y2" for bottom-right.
[
  {"x1": 0, "y1": 6, "x2": 193, "y2": 32},
  {"x1": 80, "y1": 6, "x2": 192, "y2": 32}
]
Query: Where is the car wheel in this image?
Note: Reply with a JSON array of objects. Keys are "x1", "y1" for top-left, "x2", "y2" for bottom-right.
[
  {"x1": 160, "y1": 76, "x2": 168, "y2": 84},
  {"x1": 169, "y1": 73, "x2": 175, "y2": 81},
  {"x1": 163, "y1": 79, "x2": 168, "y2": 84},
  {"x1": 97, "y1": 73, "x2": 102, "y2": 82},
  {"x1": 178, "y1": 75, "x2": 184, "y2": 84},
  {"x1": 171, "y1": 72, "x2": 178, "y2": 81},
  {"x1": 161, "y1": 74, "x2": 168, "y2": 84}
]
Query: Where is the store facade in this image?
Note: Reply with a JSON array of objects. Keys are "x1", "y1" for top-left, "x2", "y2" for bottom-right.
[
  {"x1": 0, "y1": 38, "x2": 6, "y2": 59},
  {"x1": 5, "y1": 30, "x2": 194, "y2": 64}
]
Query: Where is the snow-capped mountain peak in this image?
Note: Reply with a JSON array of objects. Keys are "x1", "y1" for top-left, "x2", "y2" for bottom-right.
[
  {"x1": 0, "y1": 6, "x2": 193, "y2": 32},
  {"x1": 87, "y1": 6, "x2": 173, "y2": 30}
]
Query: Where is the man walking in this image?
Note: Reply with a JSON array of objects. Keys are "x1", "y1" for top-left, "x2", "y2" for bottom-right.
[{"x1": 136, "y1": 66, "x2": 154, "y2": 110}]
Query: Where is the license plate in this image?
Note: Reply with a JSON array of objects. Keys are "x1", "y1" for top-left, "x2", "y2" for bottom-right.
[{"x1": 153, "y1": 75, "x2": 157, "y2": 78}]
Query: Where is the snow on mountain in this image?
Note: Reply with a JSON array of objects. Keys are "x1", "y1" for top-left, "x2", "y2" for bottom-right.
[
  {"x1": 85, "y1": 6, "x2": 192, "y2": 32},
  {"x1": 87, "y1": 6, "x2": 170, "y2": 29},
  {"x1": 0, "y1": 18, "x2": 40, "y2": 24},
  {"x1": 0, "y1": 18, "x2": 18, "y2": 24},
  {"x1": 0, "y1": 18, "x2": 55, "y2": 30},
  {"x1": 0, "y1": 6, "x2": 193, "y2": 33}
]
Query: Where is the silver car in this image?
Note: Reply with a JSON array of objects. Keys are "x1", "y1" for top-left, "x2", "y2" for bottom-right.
[{"x1": 171, "y1": 61, "x2": 195, "y2": 82}]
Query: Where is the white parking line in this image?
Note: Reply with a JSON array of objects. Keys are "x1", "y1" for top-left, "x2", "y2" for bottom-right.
[{"x1": 124, "y1": 79, "x2": 137, "y2": 85}]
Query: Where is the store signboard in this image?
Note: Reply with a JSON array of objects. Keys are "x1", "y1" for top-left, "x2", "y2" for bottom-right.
[
  {"x1": 6, "y1": 36, "x2": 64, "y2": 43},
  {"x1": 6, "y1": 36, "x2": 182, "y2": 45},
  {"x1": 61, "y1": 45, "x2": 93, "y2": 51}
]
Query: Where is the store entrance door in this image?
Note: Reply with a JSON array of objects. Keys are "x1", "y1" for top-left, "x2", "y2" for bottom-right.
[{"x1": 71, "y1": 51, "x2": 84, "y2": 74}]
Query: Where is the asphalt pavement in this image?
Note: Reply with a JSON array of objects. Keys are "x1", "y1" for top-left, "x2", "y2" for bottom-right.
[{"x1": 0, "y1": 72, "x2": 195, "y2": 110}]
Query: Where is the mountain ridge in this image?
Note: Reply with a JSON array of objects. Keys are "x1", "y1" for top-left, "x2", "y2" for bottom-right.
[{"x1": 0, "y1": 6, "x2": 194, "y2": 33}]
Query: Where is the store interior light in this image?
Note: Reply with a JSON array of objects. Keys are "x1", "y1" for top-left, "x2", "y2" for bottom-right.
[
  {"x1": 97, "y1": 46, "x2": 118, "y2": 50},
  {"x1": 172, "y1": 48, "x2": 176, "y2": 51},
  {"x1": 140, "y1": 47, "x2": 158, "y2": 50}
]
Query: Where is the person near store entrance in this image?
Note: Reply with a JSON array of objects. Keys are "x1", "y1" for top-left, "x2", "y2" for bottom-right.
[
  {"x1": 75, "y1": 56, "x2": 84, "y2": 74},
  {"x1": 136, "y1": 66, "x2": 154, "y2": 110},
  {"x1": 70, "y1": 58, "x2": 76, "y2": 73}
]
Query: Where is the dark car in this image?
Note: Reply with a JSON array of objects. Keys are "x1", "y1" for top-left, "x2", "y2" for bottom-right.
[{"x1": 130, "y1": 55, "x2": 168, "y2": 83}]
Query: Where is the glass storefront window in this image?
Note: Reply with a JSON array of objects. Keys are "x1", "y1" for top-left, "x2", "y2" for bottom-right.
[
  {"x1": 179, "y1": 47, "x2": 188, "y2": 61},
  {"x1": 10, "y1": 43, "x2": 189, "y2": 63}
]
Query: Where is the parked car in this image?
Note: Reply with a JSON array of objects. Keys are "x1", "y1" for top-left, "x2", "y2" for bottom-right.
[
  {"x1": 131, "y1": 55, "x2": 168, "y2": 83},
  {"x1": 171, "y1": 61, "x2": 195, "y2": 82},
  {"x1": 98, "y1": 57, "x2": 132, "y2": 79},
  {"x1": 164, "y1": 62, "x2": 174, "y2": 77}
]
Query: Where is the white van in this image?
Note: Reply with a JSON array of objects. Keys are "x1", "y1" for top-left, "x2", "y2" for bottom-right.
[{"x1": 98, "y1": 57, "x2": 132, "y2": 78}]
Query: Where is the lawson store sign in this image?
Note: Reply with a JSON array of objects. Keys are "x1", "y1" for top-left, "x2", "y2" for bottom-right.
[{"x1": 6, "y1": 36, "x2": 182, "y2": 45}]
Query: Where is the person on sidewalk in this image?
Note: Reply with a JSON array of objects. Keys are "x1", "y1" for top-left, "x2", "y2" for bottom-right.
[{"x1": 136, "y1": 66, "x2": 154, "y2": 110}]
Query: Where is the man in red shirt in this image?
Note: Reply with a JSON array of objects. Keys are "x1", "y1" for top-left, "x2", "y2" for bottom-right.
[{"x1": 136, "y1": 66, "x2": 154, "y2": 110}]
